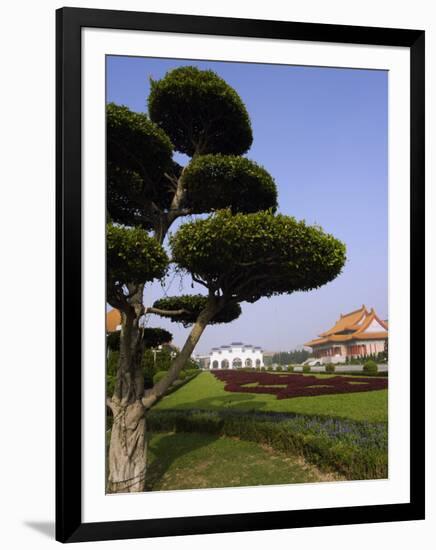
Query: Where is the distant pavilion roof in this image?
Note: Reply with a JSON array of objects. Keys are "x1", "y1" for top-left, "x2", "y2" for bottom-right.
[
  {"x1": 305, "y1": 305, "x2": 388, "y2": 347},
  {"x1": 106, "y1": 309, "x2": 121, "y2": 333}
]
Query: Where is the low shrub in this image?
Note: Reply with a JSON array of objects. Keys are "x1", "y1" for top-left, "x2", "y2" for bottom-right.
[
  {"x1": 184, "y1": 368, "x2": 199, "y2": 378},
  {"x1": 302, "y1": 365, "x2": 311, "y2": 373},
  {"x1": 153, "y1": 371, "x2": 167, "y2": 385},
  {"x1": 276, "y1": 366, "x2": 283, "y2": 372},
  {"x1": 325, "y1": 363, "x2": 335, "y2": 373},
  {"x1": 107, "y1": 331, "x2": 120, "y2": 352},
  {"x1": 363, "y1": 360, "x2": 378, "y2": 375},
  {"x1": 288, "y1": 365, "x2": 294, "y2": 372}
]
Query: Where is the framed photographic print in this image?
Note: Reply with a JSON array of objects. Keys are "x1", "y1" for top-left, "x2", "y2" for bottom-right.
[{"x1": 56, "y1": 7, "x2": 425, "y2": 543}]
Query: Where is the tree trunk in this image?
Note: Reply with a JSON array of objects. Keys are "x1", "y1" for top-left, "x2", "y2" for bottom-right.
[
  {"x1": 106, "y1": 400, "x2": 147, "y2": 493},
  {"x1": 107, "y1": 285, "x2": 147, "y2": 493},
  {"x1": 107, "y1": 294, "x2": 219, "y2": 492}
]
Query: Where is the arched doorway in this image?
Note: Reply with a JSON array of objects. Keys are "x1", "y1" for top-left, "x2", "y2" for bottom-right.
[
  {"x1": 232, "y1": 357, "x2": 242, "y2": 369},
  {"x1": 245, "y1": 358, "x2": 253, "y2": 368},
  {"x1": 212, "y1": 360, "x2": 219, "y2": 369},
  {"x1": 221, "y1": 359, "x2": 229, "y2": 369},
  {"x1": 255, "y1": 359, "x2": 261, "y2": 368}
]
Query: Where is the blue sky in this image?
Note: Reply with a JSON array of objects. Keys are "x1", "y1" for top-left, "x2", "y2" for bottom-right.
[{"x1": 106, "y1": 56, "x2": 388, "y2": 355}]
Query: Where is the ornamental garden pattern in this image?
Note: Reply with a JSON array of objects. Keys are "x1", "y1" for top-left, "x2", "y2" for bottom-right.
[{"x1": 212, "y1": 370, "x2": 388, "y2": 399}]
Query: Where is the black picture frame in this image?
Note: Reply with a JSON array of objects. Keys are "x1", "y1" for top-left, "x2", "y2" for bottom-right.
[{"x1": 56, "y1": 7, "x2": 425, "y2": 543}]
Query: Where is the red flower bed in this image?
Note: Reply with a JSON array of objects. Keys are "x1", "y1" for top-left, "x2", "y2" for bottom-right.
[{"x1": 212, "y1": 370, "x2": 388, "y2": 399}]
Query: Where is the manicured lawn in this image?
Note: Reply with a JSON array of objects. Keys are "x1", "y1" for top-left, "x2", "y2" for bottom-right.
[
  {"x1": 156, "y1": 372, "x2": 388, "y2": 423},
  {"x1": 145, "y1": 432, "x2": 339, "y2": 491}
]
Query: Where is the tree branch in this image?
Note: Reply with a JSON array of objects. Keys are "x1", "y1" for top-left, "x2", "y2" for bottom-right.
[
  {"x1": 107, "y1": 283, "x2": 132, "y2": 313},
  {"x1": 145, "y1": 306, "x2": 192, "y2": 317},
  {"x1": 191, "y1": 274, "x2": 209, "y2": 288},
  {"x1": 142, "y1": 301, "x2": 219, "y2": 409},
  {"x1": 163, "y1": 172, "x2": 179, "y2": 191}
]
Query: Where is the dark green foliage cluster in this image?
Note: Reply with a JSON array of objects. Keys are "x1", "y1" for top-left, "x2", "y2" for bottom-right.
[
  {"x1": 325, "y1": 363, "x2": 336, "y2": 373},
  {"x1": 143, "y1": 347, "x2": 200, "y2": 389},
  {"x1": 153, "y1": 371, "x2": 167, "y2": 385},
  {"x1": 148, "y1": 66, "x2": 253, "y2": 157},
  {"x1": 152, "y1": 365, "x2": 199, "y2": 388},
  {"x1": 107, "y1": 331, "x2": 121, "y2": 352},
  {"x1": 106, "y1": 224, "x2": 168, "y2": 287},
  {"x1": 148, "y1": 409, "x2": 388, "y2": 480},
  {"x1": 142, "y1": 348, "x2": 172, "y2": 386},
  {"x1": 363, "y1": 360, "x2": 379, "y2": 375},
  {"x1": 272, "y1": 349, "x2": 310, "y2": 365},
  {"x1": 106, "y1": 327, "x2": 172, "y2": 352},
  {"x1": 107, "y1": 167, "x2": 151, "y2": 228},
  {"x1": 344, "y1": 352, "x2": 387, "y2": 365},
  {"x1": 107, "y1": 103, "x2": 175, "y2": 223},
  {"x1": 143, "y1": 328, "x2": 173, "y2": 348},
  {"x1": 153, "y1": 294, "x2": 241, "y2": 327},
  {"x1": 108, "y1": 163, "x2": 182, "y2": 228},
  {"x1": 383, "y1": 339, "x2": 389, "y2": 362},
  {"x1": 171, "y1": 210, "x2": 346, "y2": 303},
  {"x1": 182, "y1": 154, "x2": 277, "y2": 214},
  {"x1": 107, "y1": 103, "x2": 173, "y2": 180},
  {"x1": 302, "y1": 365, "x2": 311, "y2": 373}
]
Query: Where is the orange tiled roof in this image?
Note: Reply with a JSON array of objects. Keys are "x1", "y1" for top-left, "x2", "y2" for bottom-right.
[
  {"x1": 305, "y1": 337, "x2": 329, "y2": 346},
  {"x1": 304, "y1": 306, "x2": 388, "y2": 347},
  {"x1": 354, "y1": 331, "x2": 388, "y2": 340},
  {"x1": 107, "y1": 309, "x2": 122, "y2": 332},
  {"x1": 319, "y1": 305, "x2": 368, "y2": 336}
]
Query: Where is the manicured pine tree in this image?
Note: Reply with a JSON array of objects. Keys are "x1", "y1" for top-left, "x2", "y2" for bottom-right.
[{"x1": 106, "y1": 66, "x2": 346, "y2": 492}]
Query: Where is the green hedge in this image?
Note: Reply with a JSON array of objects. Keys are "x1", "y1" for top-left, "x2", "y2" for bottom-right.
[
  {"x1": 147, "y1": 409, "x2": 388, "y2": 480},
  {"x1": 363, "y1": 360, "x2": 379, "y2": 375},
  {"x1": 153, "y1": 371, "x2": 167, "y2": 385}
]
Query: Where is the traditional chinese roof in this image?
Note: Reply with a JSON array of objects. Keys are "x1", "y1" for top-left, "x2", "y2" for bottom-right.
[
  {"x1": 305, "y1": 306, "x2": 388, "y2": 347},
  {"x1": 106, "y1": 308, "x2": 121, "y2": 333}
]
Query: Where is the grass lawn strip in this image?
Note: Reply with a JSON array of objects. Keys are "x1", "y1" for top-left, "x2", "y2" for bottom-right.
[
  {"x1": 145, "y1": 432, "x2": 342, "y2": 491},
  {"x1": 148, "y1": 409, "x2": 388, "y2": 480},
  {"x1": 156, "y1": 372, "x2": 388, "y2": 423}
]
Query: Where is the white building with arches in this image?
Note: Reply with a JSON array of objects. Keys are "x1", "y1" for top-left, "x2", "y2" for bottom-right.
[{"x1": 208, "y1": 342, "x2": 264, "y2": 369}]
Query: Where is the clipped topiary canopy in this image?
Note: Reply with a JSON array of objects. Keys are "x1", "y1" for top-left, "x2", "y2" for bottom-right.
[
  {"x1": 182, "y1": 154, "x2": 277, "y2": 214},
  {"x1": 107, "y1": 224, "x2": 168, "y2": 287},
  {"x1": 107, "y1": 103, "x2": 175, "y2": 218},
  {"x1": 148, "y1": 66, "x2": 253, "y2": 157},
  {"x1": 152, "y1": 294, "x2": 242, "y2": 327},
  {"x1": 106, "y1": 327, "x2": 173, "y2": 351},
  {"x1": 170, "y1": 210, "x2": 346, "y2": 303}
]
